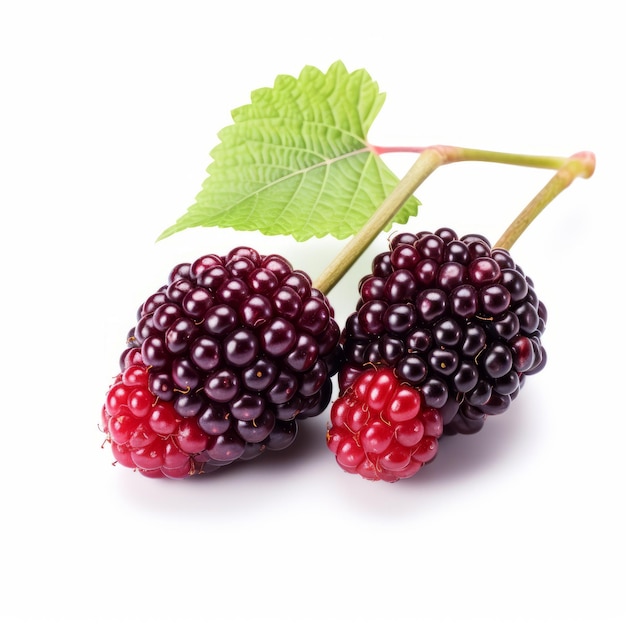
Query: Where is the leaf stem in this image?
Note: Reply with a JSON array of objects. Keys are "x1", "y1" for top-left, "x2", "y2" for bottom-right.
[{"x1": 313, "y1": 145, "x2": 595, "y2": 294}]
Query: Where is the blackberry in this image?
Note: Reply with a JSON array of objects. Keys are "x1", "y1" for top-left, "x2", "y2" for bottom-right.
[
  {"x1": 101, "y1": 246, "x2": 342, "y2": 478},
  {"x1": 339, "y1": 228, "x2": 547, "y2": 435}
]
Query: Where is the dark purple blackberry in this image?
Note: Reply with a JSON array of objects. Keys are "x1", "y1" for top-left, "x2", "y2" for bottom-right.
[
  {"x1": 339, "y1": 228, "x2": 547, "y2": 435},
  {"x1": 117, "y1": 246, "x2": 342, "y2": 476}
]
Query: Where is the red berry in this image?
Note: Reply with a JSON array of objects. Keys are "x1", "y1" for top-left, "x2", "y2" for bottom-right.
[
  {"x1": 131, "y1": 440, "x2": 166, "y2": 471},
  {"x1": 326, "y1": 367, "x2": 443, "y2": 482},
  {"x1": 382, "y1": 386, "x2": 421, "y2": 423},
  {"x1": 107, "y1": 413, "x2": 140, "y2": 445},
  {"x1": 102, "y1": 354, "x2": 197, "y2": 478},
  {"x1": 175, "y1": 419, "x2": 209, "y2": 455},
  {"x1": 394, "y1": 419, "x2": 424, "y2": 447}
]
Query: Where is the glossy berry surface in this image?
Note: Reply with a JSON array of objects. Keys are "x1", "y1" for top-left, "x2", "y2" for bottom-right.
[
  {"x1": 327, "y1": 367, "x2": 443, "y2": 482},
  {"x1": 101, "y1": 246, "x2": 342, "y2": 478},
  {"x1": 339, "y1": 228, "x2": 547, "y2": 436}
]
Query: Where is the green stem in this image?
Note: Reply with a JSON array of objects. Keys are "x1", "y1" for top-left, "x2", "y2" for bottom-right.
[
  {"x1": 313, "y1": 146, "x2": 595, "y2": 294},
  {"x1": 495, "y1": 151, "x2": 596, "y2": 249},
  {"x1": 372, "y1": 143, "x2": 574, "y2": 171},
  {"x1": 313, "y1": 147, "x2": 445, "y2": 295}
]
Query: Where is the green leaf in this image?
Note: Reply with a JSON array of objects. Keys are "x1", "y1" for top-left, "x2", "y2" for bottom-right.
[{"x1": 158, "y1": 61, "x2": 420, "y2": 242}]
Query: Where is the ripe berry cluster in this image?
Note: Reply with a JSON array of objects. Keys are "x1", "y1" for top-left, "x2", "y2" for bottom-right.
[
  {"x1": 102, "y1": 229, "x2": 549, "y2": 483},
  {"x1": 338, "y1": 227, "x2": 547, "y2": 437},
  {"x1": 101, "y1": 246, "x2": 342, "y2": 478}
]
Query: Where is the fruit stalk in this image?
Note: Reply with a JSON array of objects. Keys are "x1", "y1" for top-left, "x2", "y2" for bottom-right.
[
  {"x1": 494, "y1": 151, "x2": 595, "y2": 249},
  {"x1": 313, "y1": 145, "x2": 595, "y2": 294},
  {"x1": 313, "y1": 147, "x2": 444, "y2": 295}
]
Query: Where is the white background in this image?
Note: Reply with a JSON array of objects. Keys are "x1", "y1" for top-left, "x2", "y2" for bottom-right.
[{"x1": 1, "y1": 1, "x2": 623, "y2": 625}]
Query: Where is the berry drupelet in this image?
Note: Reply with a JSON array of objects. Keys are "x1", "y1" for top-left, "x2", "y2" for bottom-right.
[{"x1": 101, "y1": 246, "x2": 342, "y2": 478}]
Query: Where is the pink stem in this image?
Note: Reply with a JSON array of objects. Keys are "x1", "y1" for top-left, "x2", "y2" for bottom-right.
[{"x1": 369, "y1": 144, "x2": 426, "y2": 155}]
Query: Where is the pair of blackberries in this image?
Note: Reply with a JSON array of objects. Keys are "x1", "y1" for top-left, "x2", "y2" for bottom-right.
[{"x1": 101, "y1": 229, "x2": 546, "y2": 481}]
